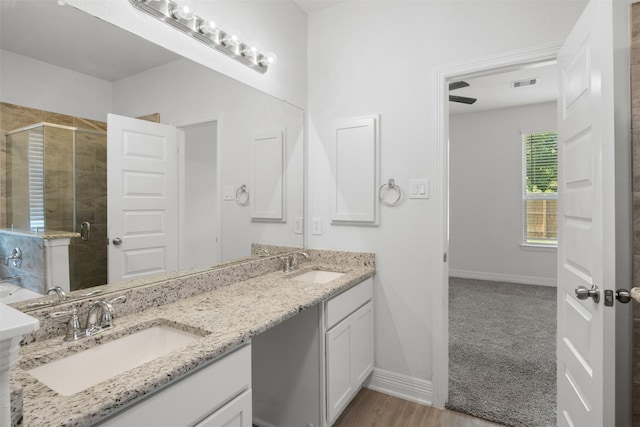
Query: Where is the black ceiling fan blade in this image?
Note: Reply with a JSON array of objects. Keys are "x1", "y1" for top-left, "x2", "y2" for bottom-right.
[
  {"x1": 449, "y1": 81, "x2": 470, "y2": 91},
  {"x1": 449, "y1": 95, "x2": 477, "y2": 104}
]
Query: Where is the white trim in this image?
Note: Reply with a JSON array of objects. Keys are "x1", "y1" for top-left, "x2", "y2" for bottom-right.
[
  {"x1": 520, "y1": 243, "x2": 557, "y2": 252},
  {"x1": 252, "y1": 417, "x2": 278, "y2": 427},
  {"x1": 449, "y1": 269, "x2": 557, "y2": 287},
  {"x1": 365, "y1": 368, "x2": 433, "y2": 406},
  {"x1": 433, "y1": 42, "x2": 562, "y2": 409}
]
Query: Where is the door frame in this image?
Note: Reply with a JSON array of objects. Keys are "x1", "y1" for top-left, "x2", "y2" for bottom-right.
[
  {"x1": 175, "y1": 116, "x2": 223, "y2": 269},
  {"x1": 431, "y1": 42, "x2": 562, "y2": 408}
]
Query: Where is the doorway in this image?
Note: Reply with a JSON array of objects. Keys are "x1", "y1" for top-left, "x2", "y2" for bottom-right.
[
  {"x1": 446, "y1": 62, "x2": 559, "y2": 426},
  {"x1": 178, "y1": 121, "x2": 221, "y2": 269},
  {"x1": 430, "y1": 42, "x2": 563, "y2": 410}
]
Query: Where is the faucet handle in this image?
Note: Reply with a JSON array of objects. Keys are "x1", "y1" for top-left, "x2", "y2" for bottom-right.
[{"x1": 50, "y1": 306, "x2": 85, "y2": 341}]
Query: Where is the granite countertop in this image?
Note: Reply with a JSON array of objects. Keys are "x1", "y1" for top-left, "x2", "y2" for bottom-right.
[
  {"x1": 631, "y1": 287, "x2": 640, "y2": 303},
  {"x1": 11, "y1": 261, "x2": 374, "y2": 427}
]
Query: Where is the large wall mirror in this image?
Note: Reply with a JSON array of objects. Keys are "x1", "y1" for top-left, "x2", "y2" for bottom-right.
[{"x1": 0, "y1": 1, "x2": 304, "y2": 309}]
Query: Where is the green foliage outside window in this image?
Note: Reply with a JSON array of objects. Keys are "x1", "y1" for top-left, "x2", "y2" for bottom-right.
[{"x1": 525, "y1": 132, "x2": 557, "y2": 194}]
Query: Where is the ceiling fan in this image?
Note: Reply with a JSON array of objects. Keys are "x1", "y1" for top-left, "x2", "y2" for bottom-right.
[{"x1": 449, "y1": 81, "x2": 477, "y2": 105}]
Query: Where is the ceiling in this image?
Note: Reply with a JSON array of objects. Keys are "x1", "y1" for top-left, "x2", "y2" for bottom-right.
[
  {"x1": 449, "y1": 62, "x2": 558, "y2": 115},
  {"x1": 0, "y1": 1, "x2": 180, "y2": 82},
  {"x1": 294, "y1": 0, "x2": 345, "y2": 13},
  {"x1": 2, "y1": 1, "x2": 558, "y2": 112}
]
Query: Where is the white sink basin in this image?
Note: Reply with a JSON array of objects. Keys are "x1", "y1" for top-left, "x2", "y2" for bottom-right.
[
  {"x1": 27, "y1": 325, "x2": 201, "y2": 396},
  {"x1": 293, "y1": 270, "x2": 345, "y2": 284}
]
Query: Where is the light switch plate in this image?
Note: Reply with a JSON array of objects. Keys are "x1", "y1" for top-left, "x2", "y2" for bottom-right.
[
  {"x1": 223, "y1": 186, "x2": 235, "y2": 201},
  {"x1": 312, "y1": 217, "x2": 322, "y2": 235},
  {"x1": 294, "y1": 217, "x2": 304, "y2": 234},
  {"x1": 409, "y1": 179, "x2": 430, "y2": 199}
]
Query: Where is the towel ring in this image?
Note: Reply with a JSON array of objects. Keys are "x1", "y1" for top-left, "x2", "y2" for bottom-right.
[
  {"x1": 379, "y1": 179, "x2": 402, "y2": 207},
  {"x1": 236, "y1": 184, "x2": 249, "y2": 206}
]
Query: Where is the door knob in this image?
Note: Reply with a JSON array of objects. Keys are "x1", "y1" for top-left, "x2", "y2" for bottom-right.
[
  {"x1": 112, "y1": 238, "x2": 123, "y2": 246},
  {"x1": 616, "y1": 289, "x2": 632, "y2": 304},
  {"x1": 575, "y1": 285, "x2": 600, "y2": 303}
]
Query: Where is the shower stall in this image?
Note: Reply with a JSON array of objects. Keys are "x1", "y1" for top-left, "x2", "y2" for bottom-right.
[{"x1": 5, "y1": 123, "x2": 108, "y2": 291}]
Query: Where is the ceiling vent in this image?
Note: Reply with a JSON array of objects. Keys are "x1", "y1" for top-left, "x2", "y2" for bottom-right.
[{"x1": 512, "y1": 78, "x2": 538, "y2": 88}]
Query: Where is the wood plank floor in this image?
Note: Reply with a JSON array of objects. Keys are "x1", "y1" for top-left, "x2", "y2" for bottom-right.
[{"x1": 333, "y1": 388, "x2": 505, "y2": 427}]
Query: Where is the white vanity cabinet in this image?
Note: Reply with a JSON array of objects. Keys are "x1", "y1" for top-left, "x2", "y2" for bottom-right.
[
  {"x1": 96, "y1": 344, "x2": 252, "y2": 427},
  {"x1": 324, "y1": 277, "x2": 374, "y2": 424}
]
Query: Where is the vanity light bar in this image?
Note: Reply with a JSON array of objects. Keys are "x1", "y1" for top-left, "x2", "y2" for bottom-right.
[{"x1": 129, "y1": 0, "x2": 273, "y2": 74}]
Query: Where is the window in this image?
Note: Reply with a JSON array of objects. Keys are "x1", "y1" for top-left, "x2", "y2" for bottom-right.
[
  {"x1": 28, "y1": 128, "x2": 45, "y2": 231},
  {"x1": 522, "y1": 131, "x2": 557, "y2": 246}
]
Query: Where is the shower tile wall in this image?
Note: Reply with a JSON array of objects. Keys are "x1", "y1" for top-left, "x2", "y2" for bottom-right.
[
  {"x1": 632, "y1": 3, "x2": 640, "y2": 425},
  {"x1": 0, "y1": 102, "x2": 107, "y2": 291},
  {"x1": 0, "y1": 231, "x2": 45, "y2": 294}
]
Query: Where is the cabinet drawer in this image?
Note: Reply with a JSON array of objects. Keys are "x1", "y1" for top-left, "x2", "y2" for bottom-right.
[
  {"x1": 325, "y1": 278, "x2": 372, "y2": 329},
  {"x1": 96, "y1": 344, "x2": 251, "y2": 427}
]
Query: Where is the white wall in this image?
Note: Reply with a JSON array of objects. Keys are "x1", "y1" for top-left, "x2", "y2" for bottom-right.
[
  {"x1": 0, "y1": 50, "x2": 112, "y2": 121},
  {"x1": 112, "y1": 58, "x2": 304, "y2": 261},
  {"x1": 307, "y1": 0, "x2": 586, "y2": 398},
  {"x1": 65, "y1": 0, "x2": 308, "y2": 109},
  {"x1": 449, "y1": 102, "x2": 557, "y2": 287}
]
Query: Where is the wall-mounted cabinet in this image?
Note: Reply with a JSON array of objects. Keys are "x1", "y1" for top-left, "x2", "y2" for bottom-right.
[
  {"x1": 330, "y1": 116, "x2": 379, "y2": 225},
  {"x1": 251, "y1": 130, "x2": 285, "y2": 221}
]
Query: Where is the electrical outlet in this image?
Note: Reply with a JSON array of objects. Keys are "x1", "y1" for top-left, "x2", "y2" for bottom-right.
[
  {"x1": 294, "y1": 217, "x2": 303, "y2": 234},
  {"x1": 312, "y1": 217, "x2": 322, "y2": 235}
]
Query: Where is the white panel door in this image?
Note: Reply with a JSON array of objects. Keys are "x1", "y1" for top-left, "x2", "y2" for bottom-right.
[
  {"x1": 107, "y1": 114, "x2": 179, "y2": 283},
  {"x1": 556, "y1": 0, "x2": 617, "y2": 425}
]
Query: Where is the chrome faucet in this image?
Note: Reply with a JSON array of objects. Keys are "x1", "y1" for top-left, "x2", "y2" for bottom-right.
[
  {"x1": 50, "y1": 295, "x2": 126, "y2": 341},
  {"x1": 291, "y1": 252, "x2": 310, "y2": 270},
  {"x1": 47, "y1": 286, "x2": 69, "y2": 302},
  {"x1": 86, "y1": 299, "x2": 115, "y2": 335},
  {"x1": 281, "y1": 252, "x2": 311, "y2": 272},
  {"x1": 3, "y1": 247, "x2": 22, "y2": 268}
]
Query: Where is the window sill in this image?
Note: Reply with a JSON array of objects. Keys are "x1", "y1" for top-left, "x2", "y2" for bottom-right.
[{"x1": 520, "y1": 243, "x2": 557, "y2": 253}]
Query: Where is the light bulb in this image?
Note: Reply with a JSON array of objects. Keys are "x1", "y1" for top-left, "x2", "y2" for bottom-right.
[
  {"x1": 259, "y1": 52, "x2": 278, "y2": 67},
  {"x1": 199, "y1": 16, "x2": 220, "y2": 36},
  {"x1": 172, "y1": 0, "x2": 195, "y2": 21},
  {"x1": 222, "y1": 30, "x2": 242, "y2": 49},
  {"x1": 242, "y1": 41, "x2": 260, "y2": 60}
]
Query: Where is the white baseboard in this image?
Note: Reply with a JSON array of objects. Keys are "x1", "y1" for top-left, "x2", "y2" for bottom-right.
[
  {"x1": 449, "y1": 269, "x2": 556, "y2": 287},
  {"x1": 252, "y1": 417, "x2": 277, "y2": 427},
  {"x1": 365, "y1": 368, "x2": 432, "y2": 406}
]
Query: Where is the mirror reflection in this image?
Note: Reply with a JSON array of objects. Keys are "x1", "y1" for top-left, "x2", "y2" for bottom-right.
[{"x1": 0, "y1": 1, "x2": 304, "y2": 308}]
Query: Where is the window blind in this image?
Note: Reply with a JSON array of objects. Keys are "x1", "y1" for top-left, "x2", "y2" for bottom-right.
[
  {"x1": 28, "y1": 129, "x2": 45, "y2": 231},
  {"x1": 524, "y1": 132, "x2": 557, "y2": 195},
  {"x1": 523, "y1": 131, "x2": 558, "y2": 246}
]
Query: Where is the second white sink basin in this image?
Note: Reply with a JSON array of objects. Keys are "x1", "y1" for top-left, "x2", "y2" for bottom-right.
[
  {"x1": 27, "y1": 324, "x2": 202, "y2": 396},
  {"x1": 293, "y1": 270, "x2": 345, "y2": 284}
]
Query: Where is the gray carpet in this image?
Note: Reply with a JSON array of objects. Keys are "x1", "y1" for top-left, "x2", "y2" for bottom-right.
[{"x1": 447, "y1": 277, "x2": 557, "y2": 427}]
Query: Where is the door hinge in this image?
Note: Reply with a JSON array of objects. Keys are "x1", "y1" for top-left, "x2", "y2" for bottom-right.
[{"x1": 443, "y1": 253, "x2": 447, "y2": 262}]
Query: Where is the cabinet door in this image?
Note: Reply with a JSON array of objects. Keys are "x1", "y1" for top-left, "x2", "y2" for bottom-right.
[
  {"x1": 196, "y1": 390, "x2": 252, "y2": 427},
  {"x1": 326, "y1": 317, "x2": 354, "y2": 424},
  {"x1": 352, "y1": 302, "x2": 374, "y2": 386},
  {"x1": 325, "y1": 301, "x2": 374, "y2": 424}
]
